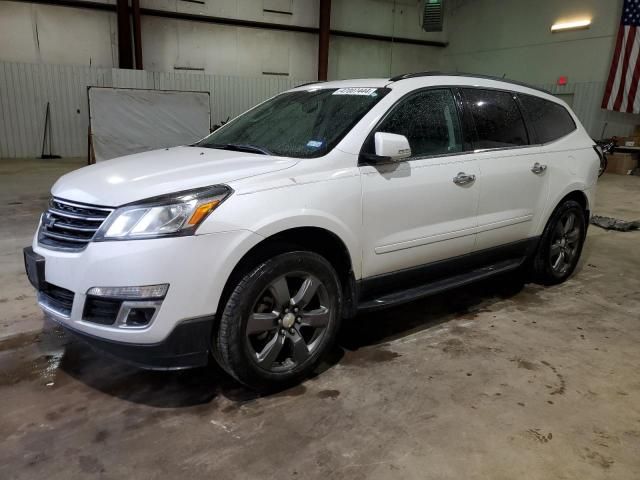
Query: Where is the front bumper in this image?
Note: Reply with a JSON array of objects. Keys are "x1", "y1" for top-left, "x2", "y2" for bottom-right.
[
  {"x1": 29, "y1": 229, "x2": 263, "y2": 350},
  {"x1": 59, "y1": 315, "x2": 214, "y2": 370}
]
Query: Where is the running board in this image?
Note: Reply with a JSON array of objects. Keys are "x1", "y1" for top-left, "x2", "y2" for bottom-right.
[{"x1": 357, "y1": 258, "x2": 523, "y2": 312}]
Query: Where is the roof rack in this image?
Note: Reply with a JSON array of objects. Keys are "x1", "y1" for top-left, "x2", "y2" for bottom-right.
[
  {"x1": 388, "y1": 71, "x2": 551, "y2": 95},
  {"x1": 294, "y1": 80, "x2": 326, "y2": 88}
]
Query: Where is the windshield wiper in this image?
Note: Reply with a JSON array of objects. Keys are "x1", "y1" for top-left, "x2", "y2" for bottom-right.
[{"x1": 205, "y1": 143, "x2": 272, "y2": 155}]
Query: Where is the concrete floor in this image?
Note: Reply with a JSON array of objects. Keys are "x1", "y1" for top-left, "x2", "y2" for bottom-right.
[
  {"x1": 0, "y1": 158, "x2": 85, "y2": 340},
  {"x1": 1, "y1": 159, "x2": 639, "y2": 479}
]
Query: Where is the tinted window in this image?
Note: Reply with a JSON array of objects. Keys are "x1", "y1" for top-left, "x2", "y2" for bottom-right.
[
  {"x1": 198, "y1": 88, "x2": 388, "y2": 158},
  {"x1": 373, "y1": 89, "x2": 463, "y2": 157},
  {"x1": 519, "y1": 94, "x2": 576, "y2": 143},
  {"x1": 463, "y1": 89, "x2": 529, "y2": 149}
]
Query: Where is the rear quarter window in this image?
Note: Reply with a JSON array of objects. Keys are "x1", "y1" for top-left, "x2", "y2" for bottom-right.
[{"x1": 519, "y1": 94, "x2": 577, "y2": 144}]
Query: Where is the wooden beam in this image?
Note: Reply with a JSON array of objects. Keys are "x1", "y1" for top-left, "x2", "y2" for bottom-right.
[
  {"x1": 116, "y1": 0, "x2": 133, "y2": 69},
  {"x1": 318, "y1": 0, "x2": 331, "y2": 81},
  {"x1": 132, "y1": 0, "x2": 143, "y2": 69}
]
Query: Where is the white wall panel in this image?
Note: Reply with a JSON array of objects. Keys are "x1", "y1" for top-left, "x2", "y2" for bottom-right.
[
  {"x1": 140, "y1": 15, "x2": 318, "y2": 79},
  {"x1": 0, "y1": 61, "x2": 312, "y2": 159},
  {"x1": 0, "y1": 2, "x2": 116, "y2": 68},
  {"x1": 35, "y1": 5, "x2": 116, "y2": 67},
  {"x1": 442, "y1": 0, "x2": 639, "y2": 138},
  {"x1": 331, "y1": 0, "x2": 447, "y2": 43},
  {"x1": 444, "y1": 0, "x2": 621, "y2": 84},
  {"x1": 0, "y1": 0, "x2": 445, "y2": 82},
  {"x1": 0, "y1": 2, "x2": 40, "y2": 65},
  {"x1": 139, "y1": 0, "x2": 319, "y2": 28}
]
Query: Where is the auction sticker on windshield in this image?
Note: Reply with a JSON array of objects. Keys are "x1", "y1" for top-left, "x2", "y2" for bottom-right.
[{"x1": 332, "y1": 88, "x2": 378, "y2": 96}]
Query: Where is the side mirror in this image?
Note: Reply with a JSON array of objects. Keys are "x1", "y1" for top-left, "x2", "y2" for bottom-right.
[{"x1": 363, "y1": 132, "x2": 411, "y2": 164}]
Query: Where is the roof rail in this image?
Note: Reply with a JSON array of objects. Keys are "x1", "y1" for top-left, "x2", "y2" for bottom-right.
[
  {"x1": 388, "y1": 71, "x2": 551, "y2": 94},
  {"x1": 294, "y1": 80, "x2": 326, "y2": 88}
]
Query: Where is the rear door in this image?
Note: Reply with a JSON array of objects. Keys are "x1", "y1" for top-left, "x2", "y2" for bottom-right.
[
  {"x1": 360, "y1": 88, "x2": 479, "y2": 278},
  {"x1": 461, "y1": 88, "x2": 550, "y2": 252}
]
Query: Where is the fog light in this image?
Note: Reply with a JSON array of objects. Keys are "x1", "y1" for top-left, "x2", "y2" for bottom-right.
[
  {"x1": 125, "y1": 308, "x2": 156, "y2": 327},
  {"x1": 86, "y1": 284, "x2": 169, "y2": 299},
  {"x1": 114, "y1": 301, "x2": 162, "y2": 329}
]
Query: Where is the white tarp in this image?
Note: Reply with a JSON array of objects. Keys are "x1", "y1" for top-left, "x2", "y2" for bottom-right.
[{"x1": 88, "y1": 87, "x2": 210, "y2": 162}]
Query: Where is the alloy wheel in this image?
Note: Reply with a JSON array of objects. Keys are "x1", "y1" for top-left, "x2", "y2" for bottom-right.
[
  {"x1": 549, "y1": 211, "x2": 581, "y2": 275},
  {"x1": 245, "y1": 273, "x2": 331, "y2": 373}
]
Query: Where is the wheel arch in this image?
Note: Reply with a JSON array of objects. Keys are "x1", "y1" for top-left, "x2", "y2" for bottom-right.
[
  {"x1": 530, "y1": 188, "x2": 589, "y2": 285},
  {"x1": 561, "y1": 189, "x2": 589, "y2": 211},
  {"x1": 216, "y1": 226, "x2": 358, "y2": 320},
  {"x1": 560, "y1": 189, "x2": 590, "y2": 225},
  {"x1": 540, "y1": 186, "x2": 590, "y2": 236}
]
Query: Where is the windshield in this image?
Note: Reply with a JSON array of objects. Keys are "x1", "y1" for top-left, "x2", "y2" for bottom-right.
[{"x1": 197, "y1": 87, "x2": 389, "y2": 158}]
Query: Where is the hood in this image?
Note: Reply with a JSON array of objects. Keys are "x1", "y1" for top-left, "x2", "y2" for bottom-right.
[{"x1": 51, "y1": 147, "x2": 298, "y2": 206}]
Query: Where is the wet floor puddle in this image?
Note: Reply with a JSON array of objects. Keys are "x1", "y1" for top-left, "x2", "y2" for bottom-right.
[{"x1": 0, "y1": 325, "x2": 68, "y2": 387}]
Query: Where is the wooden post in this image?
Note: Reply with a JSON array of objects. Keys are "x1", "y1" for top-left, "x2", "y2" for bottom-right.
[
  {"x1": 116, "y1": 0, "x2": 134, "y2": 69},
  {"x1": 132, "y1": 0, "x2": 143, "y2": 70},
  {"x1": 318, "y1": 0, "x2": 331, "y2": 81}
]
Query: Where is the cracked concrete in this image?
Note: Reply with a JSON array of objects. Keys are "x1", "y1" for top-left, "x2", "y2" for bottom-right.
[{"x1": 1, "y1": 160, "x2": 639, "y2": 479}]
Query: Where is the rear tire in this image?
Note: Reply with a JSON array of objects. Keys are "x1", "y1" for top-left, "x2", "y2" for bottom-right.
[
  {"x1": 532, "y1": 199, "x2": 586, "y2": 285},
  {"x1": 213, "y1": 250, "x2": 342, "y2": 390}
]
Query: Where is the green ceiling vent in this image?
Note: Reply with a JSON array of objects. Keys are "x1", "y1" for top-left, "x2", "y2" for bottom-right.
[{"x1": 422, "y1": 0, "x2": 444, "y2": 32}]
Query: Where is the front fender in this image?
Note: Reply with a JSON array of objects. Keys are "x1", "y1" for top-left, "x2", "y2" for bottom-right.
[
  {"x1": 250, "y1": 210, "x2": 361, "y2": 278},
  {"x1": 198, "y1": 175, "x2": 364, "y2": 278}
]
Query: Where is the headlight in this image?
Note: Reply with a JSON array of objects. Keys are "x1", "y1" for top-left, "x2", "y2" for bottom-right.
[{"x1": 95, "y1": 185, "x2": 232, "y2": 240}]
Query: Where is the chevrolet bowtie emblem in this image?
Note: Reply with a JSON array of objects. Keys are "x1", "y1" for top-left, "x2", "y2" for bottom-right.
[{"x1": 43, "y1": 213, "x2": 56, "y2": 228}]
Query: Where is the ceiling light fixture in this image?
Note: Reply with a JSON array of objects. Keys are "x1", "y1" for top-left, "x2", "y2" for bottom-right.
[{"x1": 551, "y1": 19, "x2": 592, "y2": 32}]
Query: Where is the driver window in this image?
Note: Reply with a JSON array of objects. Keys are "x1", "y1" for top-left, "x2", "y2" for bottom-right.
[{"x1": 374, "y1": 89, "x2": 463, "y2": 158}]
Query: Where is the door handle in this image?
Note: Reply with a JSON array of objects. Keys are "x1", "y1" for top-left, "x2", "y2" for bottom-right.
[
  {"x1": 453, "y1": 172, "x2": 476, "y2": 186},
  {"x1": 531, "y1": 162, "x2": 547, "y2": 174}
]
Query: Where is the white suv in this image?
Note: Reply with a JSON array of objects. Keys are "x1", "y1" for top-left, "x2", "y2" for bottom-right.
[{"x1": 24, "y1": 73, "x2": 599, "y2": 389}]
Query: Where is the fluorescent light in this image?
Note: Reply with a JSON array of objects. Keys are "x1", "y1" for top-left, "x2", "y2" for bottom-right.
[{"x1": 551, "y1": 19, "x2": 591, "y2": 32}]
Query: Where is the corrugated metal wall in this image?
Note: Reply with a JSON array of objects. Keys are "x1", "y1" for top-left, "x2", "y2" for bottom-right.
[
  {"x1": 2, "y1": 61, "x2": 639, "y2": 158},
  {"x1": 539, "y1": 81, "x2": 639, "y2": 139},
  {"x1": 0, "y1": 61, "x2": 312, "y2": 158}
]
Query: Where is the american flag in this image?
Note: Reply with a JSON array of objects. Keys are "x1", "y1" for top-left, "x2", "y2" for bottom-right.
[{"x1": 602, "y1": 0, "x2": 640, "y2": 113}]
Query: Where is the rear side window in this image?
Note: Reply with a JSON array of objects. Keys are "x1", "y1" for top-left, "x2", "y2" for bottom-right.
[
  {"x1": 519, "y1": 94, "x2": 576, "y2": 144},
  {"x1": 463, "y1": 88, "x2": 529, "y2": 149},
  {"x1": 373, "y1": 88, "x2": 463, "y2": 158}
]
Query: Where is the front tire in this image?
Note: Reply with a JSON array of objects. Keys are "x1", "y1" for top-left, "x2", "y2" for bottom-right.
[
  {"x1": 213, "y1": 251, "x2": 342, "y2": 390},
  {"x1": 532, "y1": 199, "x2": 586, "y2": 285}
]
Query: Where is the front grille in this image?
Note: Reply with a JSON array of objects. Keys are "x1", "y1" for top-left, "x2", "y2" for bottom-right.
[
  {"x1": 40, "y1": 283, "x2": 75, "y2": 317},
  {"x1": 83, "y1": 297, "x2": 122, "y2": 325},
  {"x1": 38, "y1": 198, "x2": 114, "y2": 251}
]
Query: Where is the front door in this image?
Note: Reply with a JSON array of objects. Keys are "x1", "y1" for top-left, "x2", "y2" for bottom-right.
[{"x1": 360, "y1": 88, "x2": 480, "y2": 279}]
